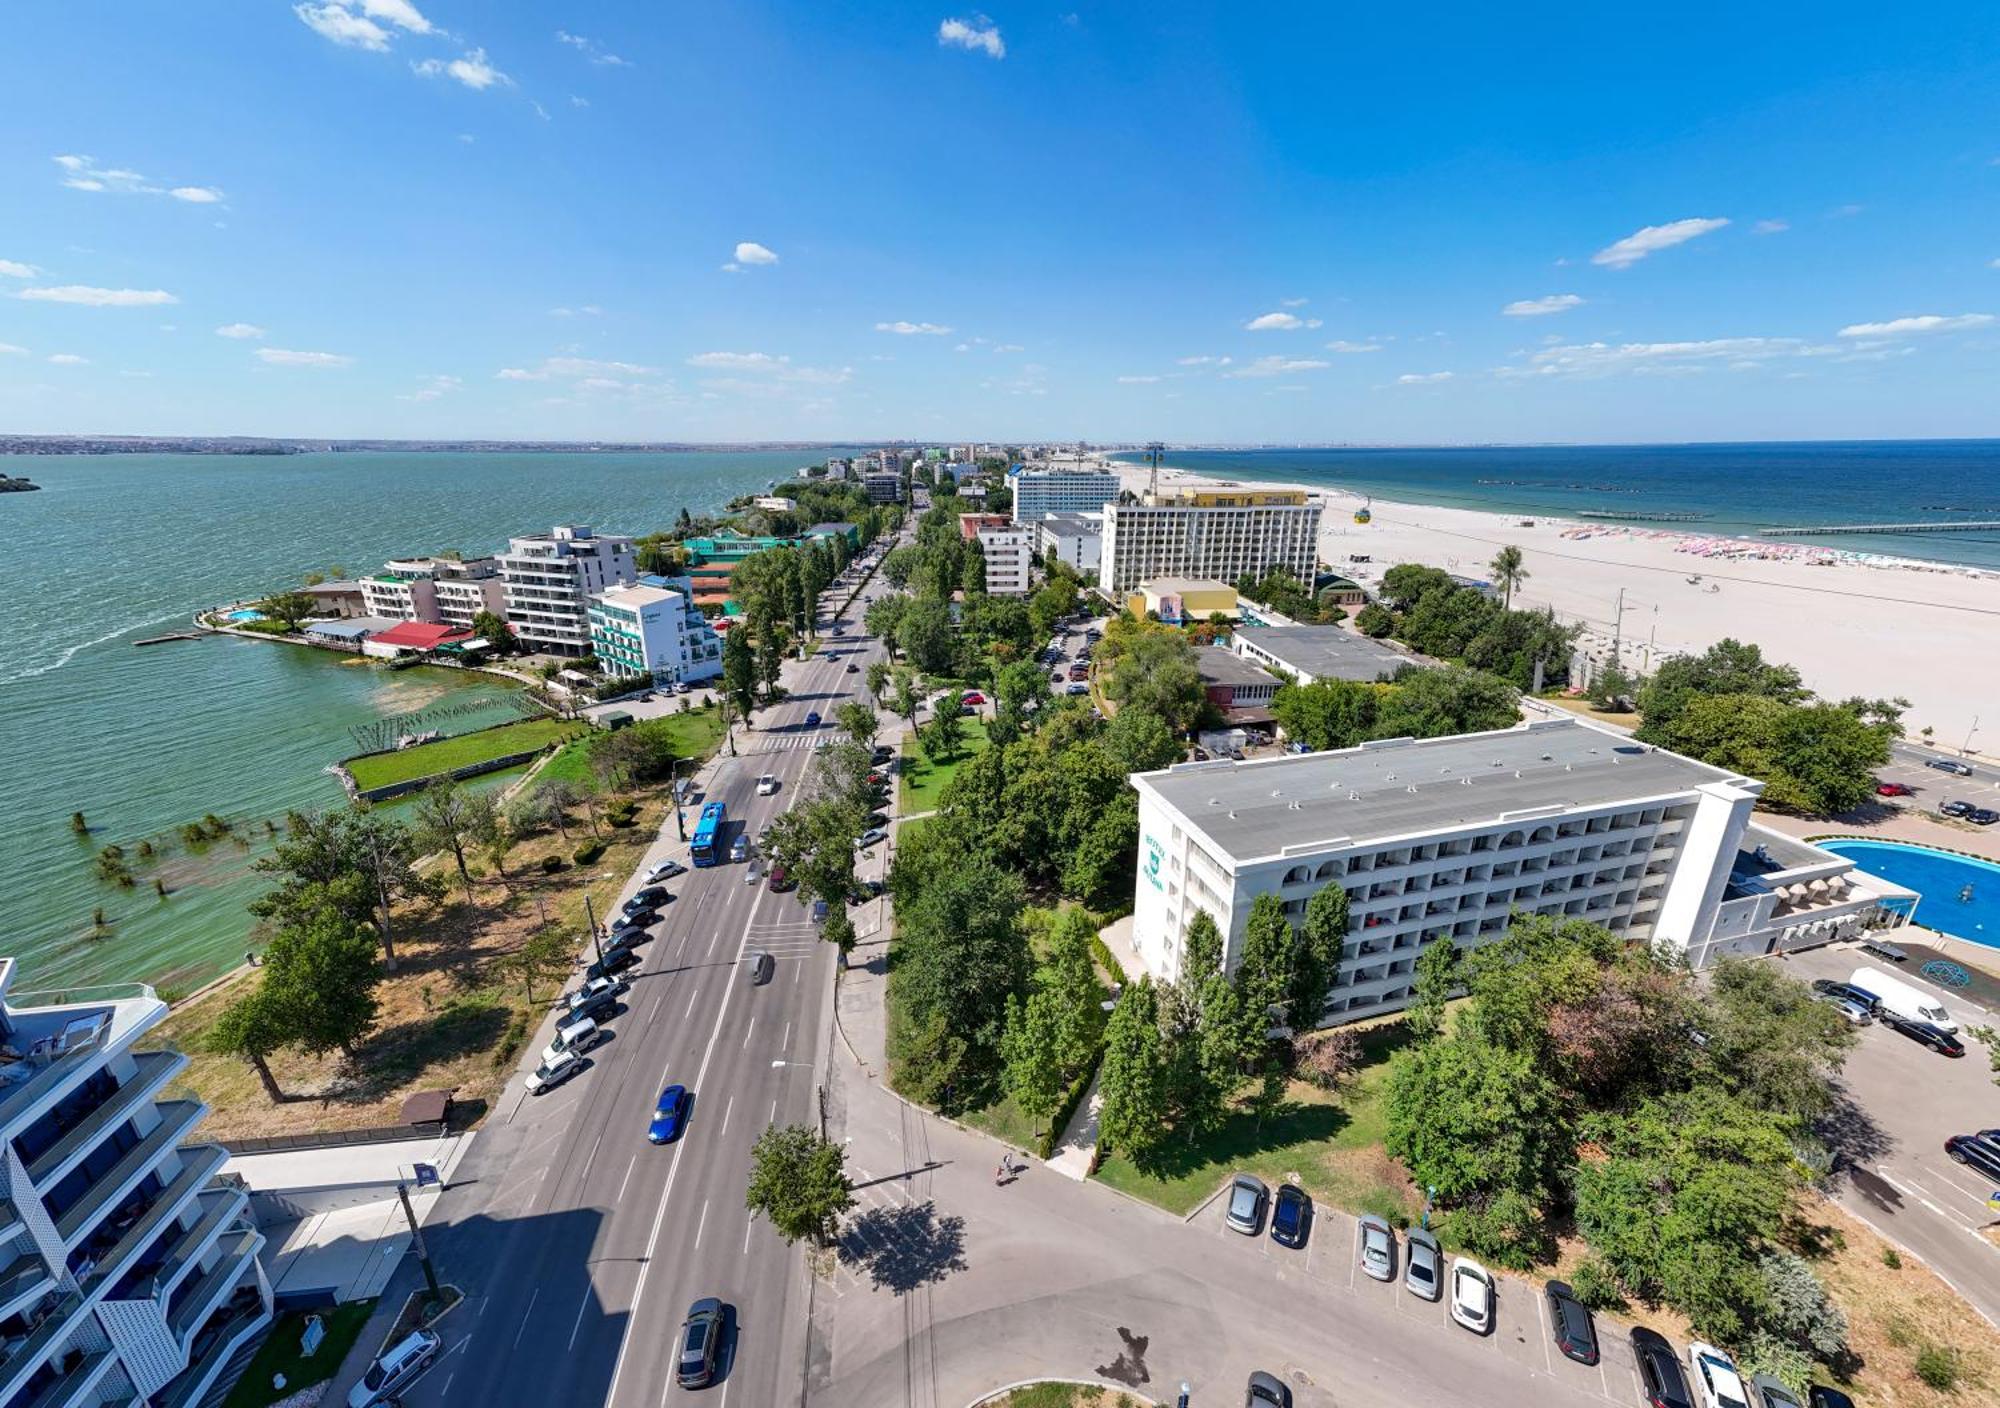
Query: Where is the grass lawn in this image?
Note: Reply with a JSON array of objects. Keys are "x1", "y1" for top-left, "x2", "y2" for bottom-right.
[
  {"x1": 533, "y1": 706, "x2": 727, "y2": 794},
  {"x1": 898, "y1": 728, "x2": 991, "y2": 814},
  {"x1": 1091, "y1": 1023, "x2": 1418, "y2": 1221},
  {"x1": 991, "y1": 1386, "x2": 1160, "y2": 1408},
  {"x1": 1539, "y1": 694, "x2": 1643, "y2": 731},
  {"x1": 345, "y1": 717, "x2": 580, "y2": 791},
  {"x1": 221, "y1": 1300, "x2": 377, "y2": 1408}
]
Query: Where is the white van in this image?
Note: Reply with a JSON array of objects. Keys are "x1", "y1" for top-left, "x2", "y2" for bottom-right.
[
  {"x1": 349, "y1": 1328, "x2": 441, "y2": 1406},
  {"x1": 1849, "y1": 965, "x2": 1957, "y2": 1032},
  {"x1": 542, "y1": 1016, "x2": 603, "y2": 1065}
]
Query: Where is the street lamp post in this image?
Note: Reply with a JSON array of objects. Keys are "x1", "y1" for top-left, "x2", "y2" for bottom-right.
[
  {"x1": 1963, "y1": 715, "x2": 1981, "y2": 758},
  {"x1": 582, "y1": 892, "x2": 606, "y2": 964}
]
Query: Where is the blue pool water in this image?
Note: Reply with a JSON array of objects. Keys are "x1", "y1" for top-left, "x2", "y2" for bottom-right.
[
  {"x1": 224, "y1": 608, "x2": 265, "y2": 622},
  {"x1": 1819, "y1": 840, "x2": 2000, "y2": 949}
]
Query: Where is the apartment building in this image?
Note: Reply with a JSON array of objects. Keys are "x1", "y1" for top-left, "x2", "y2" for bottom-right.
[
  {"x1": 1010, "y1": 467, "x2": 1120, "y2": 525},
  {"x1": 1034, "y1": 513, "x2": 1101, "y2": 574},
  {"x1": 498, "y1": 525, "x2": 636, "y2": 656},
  {"x1": 1129, "y1": 718, "x2": 1913, "y2": 1028},
  {"x1": 974, "y1": 524, "x2": 1035, "y2": 596},
  {"x1": 360, "y1": 556, "x2": 506, "y2": 629},
  {"x1": 1099, "y1": 488, "x2": 1321, "y2": 596},
  {"x1": 588, "y1": 581, "x2": 724, "y2": 685},
  {"x1": 863, "y1": 472, "x2": 905, "y2": 504},
  {"x1": 0, "y1": 960, "x2": 272, "y2": 1408}
]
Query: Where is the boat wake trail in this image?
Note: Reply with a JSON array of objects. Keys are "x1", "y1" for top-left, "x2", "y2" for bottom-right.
[{"x1": 4, "y1": 610, "x2": 187, "y2": 685}]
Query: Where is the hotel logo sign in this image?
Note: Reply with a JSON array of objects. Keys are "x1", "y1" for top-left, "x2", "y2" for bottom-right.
[{"x1": 1143, "y1": 834, "x2": 1165, "y2": 891}]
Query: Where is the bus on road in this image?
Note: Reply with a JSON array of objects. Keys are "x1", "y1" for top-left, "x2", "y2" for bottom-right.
[{"x1": 691, "y1": 801, "x2": 726, "y2": 867}]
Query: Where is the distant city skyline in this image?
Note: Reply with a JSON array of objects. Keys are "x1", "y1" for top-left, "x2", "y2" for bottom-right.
[{"x1": 2, "y1": 2, "x2": 1996, "y2": 443}]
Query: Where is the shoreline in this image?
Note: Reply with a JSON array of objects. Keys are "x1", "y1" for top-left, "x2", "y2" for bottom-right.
[{"x1": 1104, "y1": 457, "x2": 2000, "y2": 749}]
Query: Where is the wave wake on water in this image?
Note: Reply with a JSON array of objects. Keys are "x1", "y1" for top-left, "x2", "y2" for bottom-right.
[{"x1": 3, "y1": 610, "x2": 187, "y2": 685}]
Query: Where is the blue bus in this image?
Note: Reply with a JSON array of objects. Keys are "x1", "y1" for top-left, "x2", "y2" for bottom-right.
[{"x1": 690, "y1": 801, "x2": 726, "y2": 867}]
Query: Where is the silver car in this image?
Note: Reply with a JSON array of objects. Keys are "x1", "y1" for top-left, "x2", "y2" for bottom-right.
[
  {"x1": 1403, "y1": 1227, "x2": 1442, "y2": 1300},
  {"x1": 1224, "y1": 1174, "x2": 1269, "y2": 1236},
  {"x1": 1357, "y1": 1214, "x2": 1396, "y2": 1281}
]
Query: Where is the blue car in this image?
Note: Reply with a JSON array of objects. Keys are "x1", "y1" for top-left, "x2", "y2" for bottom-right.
[
  {"x1": 649, "y1": 1084, "x2": 690, "y2": 1143},
  {"x1": 805, "y1": 711, "x2": 822, "y2": 727}
]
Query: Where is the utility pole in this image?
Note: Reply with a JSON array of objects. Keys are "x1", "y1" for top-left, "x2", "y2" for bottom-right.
[
  {"x1": 396, "y1": 1179, "x2": 443, "y2": 1302},
  {"x1": 582, "y1": 892, "x2": 606, "y2": 963},
  {"x1": 1145, "y1": 441, "x2": 1165, "y2": 499}
]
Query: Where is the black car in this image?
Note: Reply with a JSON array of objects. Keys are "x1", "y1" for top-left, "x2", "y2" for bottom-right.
[
  {"x1": 1880, "y1": 1010, "x2": 1965, "y2": 1056},
  {"x1": 1940, "y1": 799, "x2": 1975, "y2": 818},
  {"x1": 1810, "y1": 978, "x2": 1875, "y2": 1009},
  {"x1": 677, "y1": 1297, "x2": 724, "y2": 1388},
  {"x1": 586, "y1": 948, "x2": 639, "y2": 982},
  {"x1": 1269, "y1": 1183, "x2": 1311, "y2": 1249},
  {"x1": 1945, "y1": 1132, "x2": 2000, "y2": 1180},
  {"x1": 847, "y1": 879, "x2": 885, "y2": 906},
  {"x1": 624, "y1": 885, "x2": 670, "y2": 914},
  {"x1": 1545, "y1": 1280, "x2": 1599, "y2": 1365},
  {"x1": 604, "y1": 926, "x2": 650, "y2": 954},
  {"x1": 619, "y1": 908, "x2": 662, "y2": 931},
  {"x1": 1631, "y1": 1327, "x2": 1694, "y2": 1408},
  {"x1": 1972, "y1": 807, "x2": 2000, "y2": 826},
  {"x1": 1807, "y1": 1387, "x2": 1856, "y2": 1408},
  {"x1": 1245, "y1": 1370, "x2": 1292, "y2": 1407}
]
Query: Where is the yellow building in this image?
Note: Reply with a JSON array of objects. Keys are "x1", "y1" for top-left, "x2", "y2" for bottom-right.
[
  {"x1": 1126, "y1": 578, "x2": 1240, "y2": 624},
  {"x1": 1148, "y1": 487, "x2": 1309, "y2": 509}
]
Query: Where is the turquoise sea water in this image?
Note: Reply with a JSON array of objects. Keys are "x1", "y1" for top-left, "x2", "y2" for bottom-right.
[
  {"x1": 0, "y1": 451, "x2": 845, "y2": 992},
  {"x1": 1114, "y1": 441, "x2": 2000, "y2": 571}
]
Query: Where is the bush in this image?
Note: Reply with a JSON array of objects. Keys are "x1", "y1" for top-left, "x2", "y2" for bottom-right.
[
  {"x1": 1569, "y1": 1257, "x2": 1628, "y2": 1312},
  {"x1": 573, "y1": 841, "x2": 607, "y2": 864},
  {"x1": 1914, "y1": 1344, "x2": 1960, "y2": 1391},
  {"x1": 539, "y1": 855, "x2": 565, "y2": 874},
  {"x1": 491, "y1": 1009, "x2": 531, "y2": 1070},
  {"x1": 1881, "y1": 1247, "x2": 1902, "y2": 1270},
  {"x1": 1737, "y1": 1335, "x2": 1812, "y2": 1400},
  {"x1": 608, "y1": 812, "x2": 638, "y2": 829}
]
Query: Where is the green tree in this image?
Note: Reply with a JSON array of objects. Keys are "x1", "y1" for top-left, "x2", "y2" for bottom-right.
[
  {"x1": 1489, "y1": 544, "x2": 1528, "y2": 609},
  {"x1": 1354, "y1": 601, "x2": 1395, "y2": 637},
  {"x1": 1000, "y1": 990, "x2": 1066, "y2": 1137},
  {"x1": 1097, "y1": 976, "x2": 1170, "y2": 1165},
  {"x1": 745, "y1": 1123, "x2": 856, "y2": 1248},
  {"x1": 470, "y1": 609, "x2": 514, "y2": 655},
  {"x1": 1291, "y1": 885, "x2": 1348, "y2": 1031},
  {"x1": 1101, "y1": 707, "x2": 1181, "y2": 774},
  {"x1": 722, "y1": 627, "x2": 758, "y2": 725},
  {"x1": 1637, "y1": 639, "x2": 1807, "y2": 737},
  {"x1": 961, "y1": 538, "x2": 988, "y2": 595},
  {"x1": 836, "y1": 700, "x2": 878, "y2": 750},
  {"x1": 1373, "y1": 665, "x2": 1520, "y2": 740},
  {"x1": 1699, "y1": 959, "x2": 1855, "y2": 1123},
  {"x1": 897, "y1": 596, "x2": 956, "y2": 674},
  {"x1": 260, "y1": 907, "x2": 383, "y2": 1059},
  {"x1": 505, "y1": 926, "x2": 577, "y2": 1004},
  {"x1": 1271, "y1": 678, "x2": 1384, "y2": 751},
  {"x1": 412, "y1": 781, "x2": 501, "y2": 895},
  {"x1": 918, "y1": 707, "x2": 965, "y2": 764},
  {"x1": 1235, "y1": 894, "x2": 1296, "y2": 1036},
  {"x1": 865, "y1": 659, "x2": 892, "y2": 700},
  {"x1": 865, "y1": 592, "x2": 910, "y2": 648},
  {"x1": 1044, "y1": 908, "x2": 1108, "y2": 1079},
  {"x1": 205, "y1": 988, "x2": 290, "y2": 1103},
  {"x1": 260, "y1": 590, "x2": 317, "y2": 630},
  {"x1": 1104, "y1": 629, "x2": 1205, "y2": 733},
  {"x1": 1406, "y1": 939, "x2": 1459, "y2": 1043}
]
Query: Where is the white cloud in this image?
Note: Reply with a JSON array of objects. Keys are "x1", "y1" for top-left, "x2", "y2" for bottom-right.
[
  {"x1": 992, "y1": 343, "x2": 1024, "y2": 353},
  {"x1": 1226, "y1": 356, "x2": 1330, "y2": 378},
  {"x1": 938, "y1": 16, "x2": 1005, "y2": 59},
  {"x1": 1323, "y1": 340, "x2": 1381, "y2": 353},
  {"x1": 0, "y1": 343, "x2": 26, "y2": 356},
  {"x1": 570, "y1": 95, "x2": 589, "y2": 108},
  {"x1": 496, "y1": 367, "x2": 540, "y2": 381},
  {"x1": 0, "y1": 260, "x2": 39, "y2": 279},
  {"x1": 1177, "y1": 354, "x2": 1232, "y2": 366},
  {"x1": 875, "y1": 320, "x2": 951, "y2": 335},
  {"x1": 1990, "y1": 258, "x2": 2000, "y2": 271},
  {"x1": 688, "y1": 351, "x2": 787, "y2": 370},
  {"x1": 548, "y1": 305, "x2": 602, "y2": 318},
  {"x1": 413, "y1": 49, "x2": 511, "y2": 90},
  {"x1": 500, "y1": 355, "x2": 659, "y2": 381},
  {"x1": 398, "y1": 374, "x2": 461, "y2": 402},
  {"x1": 52, "y1": 155, "x2": 222, "y2": 204},
  {"x1": 256, "y1": 347, "x2": 354, "y2": 367},
  {"x1": 733, "y1": 241, "x2": 779, "y2": 267},
  {"x1": 46, "y1": 353, "x2": 88, "y2": 365},
  {"x1": 1510, "y1": 337, "x2": 1805, "y2": 378},
  {"x1": 1837, "y1": 313, "x2": 1993, "y2": 338},
  {"x1": 1116, "y1": 375, "x2": 1162, "y2": 384},
  {"x1": 953, "y1": 343, "x2": 971, "y2": 352},
  {"x1": 556, "y1": 30, "x2": 630, "y2": 66},
  {"x1": 1753, "y1": 219, "x2": 1789, "y2": 235},
  {"x1": 1502, "y1": 294, "x2": 1584, "y2": 318},
  {"x1": 1245, "y1": 311, "x2": 1322, "y2": 331},
  {"x1": 1280, "y1": 297, "x2": 1309, "y2": 307},
  {"x1": 293, "y1": 3, "x2": 391, "y2": 50},
  {"x1": 214, "y1": 322, "x2": 266, "y2": 339},
  {"x1": 1592, "y1": 217, "x2": 1730, "y2": 268},
  {"x1": 18, "y1": 285, "x2": 177, "y2": 307},
  {"x1": 1397, "y1": 371, "x2": 1454, "y2": 384},
  {"x1": 359, "y1": 0, "x2": 432, "y2": 31}
]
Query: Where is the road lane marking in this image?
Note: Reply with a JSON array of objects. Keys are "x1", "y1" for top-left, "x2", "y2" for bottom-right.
[
  {"x1": 782, "y1": 1019, "x2": 791, "y2": 1051},
  {"x1": 743, "y1": 1216, "x2": 754, "y2": 1254},
  {"x1": 721, "y1": 1094, "x2": 734, "y2": 1137},
  {"x1": 1534, "y1": 1282, "x2": 1554, "y2": 1371},
  {"x1": 566, "y1": 1282, "x2": 593, "y2": 1351},
  {"x1": 617, "y1": 1154, "x2": 636, "y2": 1205},
  {"x1": 695, "y1": 1198, "x2": 709, "y2": 1250},
  {"x1": 684, "y1": 987, "x2": 700, "y2": 1020},
  {"x1": 770, "y1": 1098, "x2": 778, "y2": 1125},
  {"x1": 513, "y1": 1288, "x2": 539, "y2": 1350},
  {"x1": 742, "y1": 1015, "x2": 756, "y2": 1049},
  {"x1": 579, "y1": 1131, "x2": 602, "y2": 1188}
]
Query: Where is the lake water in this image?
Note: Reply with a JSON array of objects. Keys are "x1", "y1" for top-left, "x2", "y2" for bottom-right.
[
  {"x1": 1114, "y1": 441, "x2": 2000, "y2": 570},
  {"x1": 0, "y1": 450, "x2": 843, "y2": 992}
]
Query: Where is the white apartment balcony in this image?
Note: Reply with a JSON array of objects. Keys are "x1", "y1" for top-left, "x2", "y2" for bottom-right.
[
  {"x1": 24, "y1": 1048, "x2": 185, "y2": 1194},
  {"x1": 19, "y1": 1339, "x2": 123, "y2": 1408},
  {"x1": 167, "y1": 1225, "x2": 260, "y2": 1346},
  {"x1": 0, "y1": 1250, "x2": 51, "y2": 1326},
  {"x1": 0, "y1": 1289, "x2": 83, "y2": 1402},
  {"x1": 0, "y1": 985, "x2": 165, "y2": 1138},
  {"x1": 52, "y1": 1099, "x2": 205, "y2": 1251},
  {"x1": 96, "y1": 1172, "x2": 240, "y2": 1307},
  {"x1": 154, "y1": 1291, "x2": 269, "y2": 1408}
]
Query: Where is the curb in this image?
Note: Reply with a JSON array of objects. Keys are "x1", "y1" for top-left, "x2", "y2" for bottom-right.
[{"x1": 966, "y1": 1378, "x2": 1163, "y2": 1408}]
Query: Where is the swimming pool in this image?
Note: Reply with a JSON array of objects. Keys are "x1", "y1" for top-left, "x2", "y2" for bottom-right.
[
  {"x1": 225, "y1": 608, "x2": 266, "y2": 622},
  {"x1": 1819, "y1": 839, "x2": 2000, "y2": 949}
]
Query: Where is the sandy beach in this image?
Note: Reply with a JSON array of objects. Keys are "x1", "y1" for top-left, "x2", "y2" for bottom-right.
[{"x1": 1110, "y1": 459, "x2": 2000, "y2": 752}]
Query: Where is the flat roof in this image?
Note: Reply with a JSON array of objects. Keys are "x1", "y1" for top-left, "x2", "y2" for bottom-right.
[
  {"x1": 1136, "y1": 718, "x2": 1754, "y2": 864},
  {"x1": 1197, "y1": 646, "x2": 1280, "y2": 689},
  {"x1": 595, "y1": 584, "x2": 681, "y2": 608},
  {"x1": 1136, "y1": 578, "x2": 1234, "y2": 595},
  {"x1": 1235, "y1": 625, "x2": 1419, "y2": 683},
  {"x1": 1036, "y1": 512, "x2": 1102, "y2": 538}
]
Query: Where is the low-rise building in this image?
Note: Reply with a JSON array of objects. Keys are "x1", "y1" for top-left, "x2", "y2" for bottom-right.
[
  {"x1": 974, "y1": 523, "x2": 1035, "y2": 596},
  {"x1": 1197, "y1": 646, "x2": 1282, "y2": 711},
  {"x1": 1100, "y1": 487, "x2": 1322, "y2": 596},
  {"x1": 1128, "y1": 717, "x2": 1913, "y2": 1027},
  {"x1": 958, "y1": 513, "x2": 1010, "y2": 541},
  {"x1": 499, "y1": 525, "x2": 635, "y2": 656},
  {"x1": 1230, "y1": 624, "x2": 1416, "y2": 685},
  {"x1": 361, "y1": 620, "x2": 475, "y2": 659},
  {"x1": 1034, "y1": 512, "x2": 1102, "y2": 574},
  {"x1": 588, "y1": 581, "x2": 724, "y2": 685},
  {"x1": 299, "y1": 580, "x2": 367, "y2": 619},
  {"x1": 0, "y1": 958, "x2": 274, "y2": 1408},
  {"x1": 360, "y1": 557, "x2": 506, "y2": 629},
  {"x1": 1127, "y1": 578, "x2": 1239, "y2": 623}
]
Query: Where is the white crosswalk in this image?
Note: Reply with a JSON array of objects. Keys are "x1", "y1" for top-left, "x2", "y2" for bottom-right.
[{"x1": 741, "y1": 734, "x2": 833, "y2": 754}]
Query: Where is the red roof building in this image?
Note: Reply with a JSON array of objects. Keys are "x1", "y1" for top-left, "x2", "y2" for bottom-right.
[{"x1": 366, "y1": 621, "x2": 474, "y2": 651}]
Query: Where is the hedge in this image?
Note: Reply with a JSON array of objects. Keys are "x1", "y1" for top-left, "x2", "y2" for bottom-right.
[{"x1": 573, "y1": 841, "x2": 607, "y2": 864}]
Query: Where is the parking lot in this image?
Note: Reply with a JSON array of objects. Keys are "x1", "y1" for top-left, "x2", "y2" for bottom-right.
[
  {"x1": 1207, "y1": 1193, "x2": 1670, "y2": 1407},
  {"x1": 1871, "y1": 741, "x2": 2000, "y2": 818}
]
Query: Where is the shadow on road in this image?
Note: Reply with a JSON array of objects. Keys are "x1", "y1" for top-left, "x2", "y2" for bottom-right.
[
  {"x1": 836, "y1": 1200, "x2": 967, "y2": 1293},
  {"x1": 1820, "y1": 1090, "x2": 1893, "y2": 1173}
]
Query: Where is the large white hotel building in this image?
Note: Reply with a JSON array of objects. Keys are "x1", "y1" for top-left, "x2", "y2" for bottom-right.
[
  {"x1": 498, "y1": 525, "x2": 637, "y2": 657},
  {"x1": 0, "y1": 963, "x2": 271, "y2": 1408},
  {"x1": 1130, "y1": 718, "x2": 1913, "y2": 1027},
  {"x1": 1009, "y1": 467, "x2": 1120, "y2": 525},
  {"x1": 1098, "y1": 487, "x2": 1322, "y2": 597}
]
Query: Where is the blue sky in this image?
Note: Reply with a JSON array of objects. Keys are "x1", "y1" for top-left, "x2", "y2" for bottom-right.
[{"x1": 1, "y1": 2, "x2": 1995, "y2": 444}]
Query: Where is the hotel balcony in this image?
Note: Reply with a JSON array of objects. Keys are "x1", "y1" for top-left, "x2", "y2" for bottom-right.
[
  {"x1": 20, "y1": 1341, "x2": 125, "y2": 1408},
  {"x1": 0, "y1": 1250, "x2": 52, "y2": 1325},
  {"x1": 167, "y1": 1225, "x2": 261, "y2": 1345},
  {"x1": 78, "y1": 1144, "x2": 229, "y2": 1302},
  {"x1": 100, "y1": 1175, "x2": 242, "y2": 1306},
  {"x1": 53, "y1": 1098, "x2": 205, "y2": 1249},
  {"x1": 24, "y1": 1048, "x2": 185, "y2": 1192},
  {"x1": 154, "y1": 1291, "x2": 270, "y2": 1408},
  {"x1": 0, "y1": 1291, "x2": 83, "y2": 1399}
]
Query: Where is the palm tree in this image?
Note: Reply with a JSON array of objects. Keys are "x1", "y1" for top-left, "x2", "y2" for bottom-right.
[{"x1": 1490, "y1": 545, "x2": 1529, "y2": 610}]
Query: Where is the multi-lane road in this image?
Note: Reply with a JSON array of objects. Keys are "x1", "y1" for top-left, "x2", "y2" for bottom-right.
[{"x1": 386, "y1": 557, "x2": 896, "y2": 1407}]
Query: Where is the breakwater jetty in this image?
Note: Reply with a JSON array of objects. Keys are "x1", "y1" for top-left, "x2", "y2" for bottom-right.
[{"x1": 1762, "y1": 520, "x2": 2000, "y2": 538}]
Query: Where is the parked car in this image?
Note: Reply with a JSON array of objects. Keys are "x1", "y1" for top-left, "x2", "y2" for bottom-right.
[
  {"x1": 1927, "y1": 757, "x2": 1975, "y2": 776},
  {"x1": 1688, "y1": 1343, "x2": 1750, "y2": 1408},
  {"x1": 619, "y1": 909, "x2": 662, "y2": 933},
  {"x1": 730, "y1": 836, "x2": 750, "y2": 862},
  {"x1": 543, "y1": 1015, "x2": 604, "y2": 1064},
  {"x1": 563, "y1": 975, "x2": 624, "y2": 1022},
  {"x1": 644, "y1": 859, "x2": 687, "y2": 885},
  {"x1": 1449, "y1": 1258, "x2": 1494, "y2": 1334},
  {"x1": 768, "y1": 865, "x2": 796, "y2": 892},
  {"x1": 1269, "y1": 1183, "x2": 1311, "y2": 1248},
  {"x1": 677, "y1": 1298, "x2": 724, "y2": 1388},
  {"x1": 961, "y1": 690, "x2": 986, "y2": 705},
  {"x1": 1224, "y1": 1173, "x2": 1268, "y2": 1235},
  {"x1": 1808, "y1": 979, "x2": 1874, "y2": 1024},
  {"x1": 1066, "y1": 683, "x2": 1089, "y2": 696},
  {"x1": 1945, "y1": 1131, "x2": 2000, "y2": 1180},
  {"x1": 349, "y1": 1328, "x2": 441, "y2": 1408},
  {"x1": 746, "y1": 950, "x2": 776, "y2": 986},
  {"x1": 1880, "y1": 1009, "x2": 1965, "y2": 1056},
  {"x1": 847, "y1": 879, "x2": 885, "y2": 906},
  {"x1": 624, "y1": 886, "x2": 670, "y2": 915},
  {"x1": 805, "y1": 711, "x2": 822, "y2": 727},
  {"x1": 846, "y1": 663, "x2": 859, "y2": 673},
  {"x1": 649, "y1": 1083, "x2": 690, "y2": 1143},
  {"x1": 1850, "y1": 964, "x2": 1957, "y2": 1030},
  {"x1": 1941, "y1": 799, "x2": 1975, "y2": 818},
  {"x1": 1545, "y1": 1280, "x2": 1600, "y2": 1365},
  {"x1": 1806, "y1": 1388, "x2": 1855, "y2": 1408},
  {"x1": 586, "y1": 948, "x2": 638, "y2": 982},
  {"x1": 604, "y1": 926, "x2": 649, "y2": 955},
  {"x1": 855, "y1": 828, "x2": 888, "y2": 849},
  {"x1": 757, "y1": 774, "x2": 780, "y2": 795},
  {"x1": 525, "y1": 1048, "x2": 585, "y2": 1095},
  {"x1": 1875, "y1": 780, "x2": 1914, "y2": 797},
  {"x1": 1244, "y1": 1370, "x2": 1291, "y2": 1407},
  {"x1": 1631, "y1": 1327, "x2": 1695, "y2": 1408},
  {"x1": 1403, "y1": 1228, "x2": 1442, "y2": 1301},
  {"x1": 1972, "y1": 807, "x2": 2000, "y2": 826},
  {"x1": 1752, "y1": 1373, "x2": 1804, "y2": 1408},
  {"x1": 1356, "y1": 1214, "x2": 1395, "y2": 1280}
]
